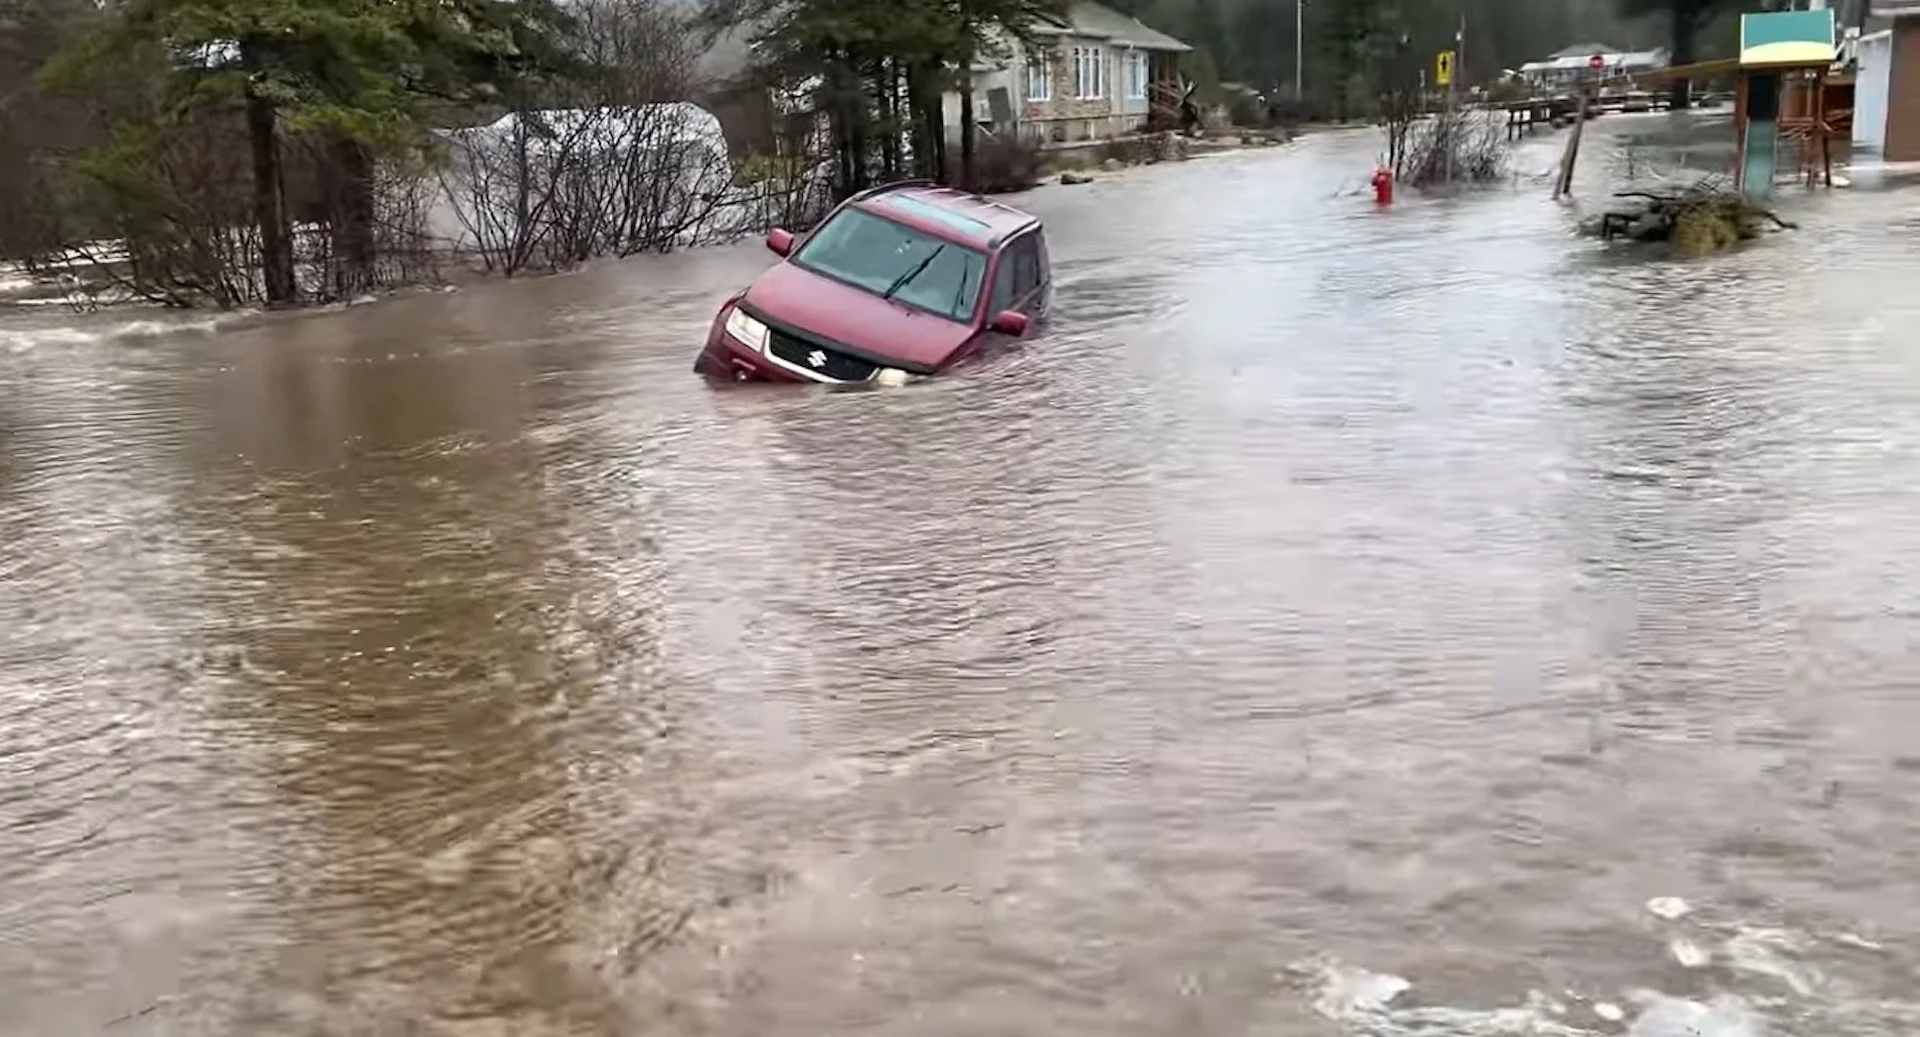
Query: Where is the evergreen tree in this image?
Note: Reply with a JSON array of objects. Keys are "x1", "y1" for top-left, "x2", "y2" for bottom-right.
[{"x1": 42, "y1": 0, "x2": 573, "y2": 304}]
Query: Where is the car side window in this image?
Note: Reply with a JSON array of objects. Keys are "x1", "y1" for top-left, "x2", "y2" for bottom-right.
[
  {"x1": 992, "y1": 233, "x2": 1041, "y2": 315},
  {"x1": 987, "y1": 244, "x2": 1020, "y2": 317},
  {"x1": 1012, "y1": 237, "x2": 1041, "y2": 301}
]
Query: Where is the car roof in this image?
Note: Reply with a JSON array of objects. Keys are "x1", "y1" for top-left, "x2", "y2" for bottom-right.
[{"x1": 852, "y1": 185, "x2": 1041, "y2": 251}]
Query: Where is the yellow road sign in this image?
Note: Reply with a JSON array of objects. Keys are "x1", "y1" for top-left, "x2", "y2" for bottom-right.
[{"x1": 1436, "y1": 50, "x2": 1455, "y2": 86}]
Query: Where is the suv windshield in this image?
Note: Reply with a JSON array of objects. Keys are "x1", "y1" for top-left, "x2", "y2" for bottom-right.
[{"x1": 790, "y1": 207, "x2": 986, "y2": 322}]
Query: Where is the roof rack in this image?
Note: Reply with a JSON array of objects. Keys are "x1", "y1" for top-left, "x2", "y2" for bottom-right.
[{"x1": 849, "y1": 178, "x2": 937, "y2": 202}]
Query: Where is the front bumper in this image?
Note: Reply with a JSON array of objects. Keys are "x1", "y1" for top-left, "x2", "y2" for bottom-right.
[
  {"x1": 692, "y1": 320, "x2": 810, "y2": 383},
  {"x1": 694, "y1": 305, "x2": 896, "y2": 386}
]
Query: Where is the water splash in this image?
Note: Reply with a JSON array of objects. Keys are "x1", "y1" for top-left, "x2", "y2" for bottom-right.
[
  {"x1": 0, "y1": 313, "x2": 244, "y2": 352},
  {"x1": 1295, "y1": 957, "x2": 1600, "y2": 1037},
  {"x1": 1301, "y1": 916, "x2": 1920, "y2": 1037}
]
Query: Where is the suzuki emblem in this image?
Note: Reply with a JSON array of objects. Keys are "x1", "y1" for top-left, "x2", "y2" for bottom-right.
[{"x1": 807, "y1": 349, "x2": 827, "y2": 368}]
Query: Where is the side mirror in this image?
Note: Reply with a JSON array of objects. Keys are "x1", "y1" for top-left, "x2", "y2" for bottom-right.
[
  {"x1": 765, "y1": 228, "x2": 795, "y2": 257},
  {"x1": 989, "y1": 309, "x2": 1030, "y2": 337}
]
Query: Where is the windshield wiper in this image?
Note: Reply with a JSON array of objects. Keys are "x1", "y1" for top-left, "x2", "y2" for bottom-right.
[{"x1": 882, "y1": 244, "x2": 945, "y2": 301}]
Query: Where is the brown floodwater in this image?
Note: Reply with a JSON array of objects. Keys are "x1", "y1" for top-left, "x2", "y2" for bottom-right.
[{"x1": 7, "y1": 117, "x2": 1920, "y2": 1036}]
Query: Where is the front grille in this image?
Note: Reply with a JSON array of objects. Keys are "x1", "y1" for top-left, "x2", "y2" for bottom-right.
[{"x1": 766, "y1": 329, "x2": 878, "y2": 383}]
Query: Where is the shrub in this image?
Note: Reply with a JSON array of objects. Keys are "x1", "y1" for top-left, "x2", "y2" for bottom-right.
[
  {"x1": 1395, "y1": 110, "x2": 1509, "y2": 187},
  {"x1": 958, "y1": 134, "x2": 1042, "y2": 194}
]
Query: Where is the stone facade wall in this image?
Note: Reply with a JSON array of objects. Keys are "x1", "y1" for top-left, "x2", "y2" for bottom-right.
[{"x1": 1020, "y1": 41, "x2": 1117, "y2": 137}]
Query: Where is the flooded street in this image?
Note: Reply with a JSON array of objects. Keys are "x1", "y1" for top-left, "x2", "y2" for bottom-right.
[{"x1": 9, "y1": 118, "x2": 1920, "y2": 1035}]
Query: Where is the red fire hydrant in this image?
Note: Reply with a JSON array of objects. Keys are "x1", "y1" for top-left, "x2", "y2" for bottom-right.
[{"x1": 1370, "y1": 164, "x2": 1394, "y2": 206}]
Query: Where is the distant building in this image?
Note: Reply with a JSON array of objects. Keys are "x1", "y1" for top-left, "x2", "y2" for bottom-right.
[
  {"x1": 943, "y1": 1, "x2": 1192, "y2": 145},
  {"x1": 685, "y1": 0, "x2": 1190, "y2": 161},
  {"x1": 1518, "y1": 43, "x2": 1669, "y2": 91}
]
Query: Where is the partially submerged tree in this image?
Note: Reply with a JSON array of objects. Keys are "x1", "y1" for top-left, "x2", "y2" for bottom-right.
[{"x1": 1583, "y1": 176, "x2": 1795, "y2": 255}]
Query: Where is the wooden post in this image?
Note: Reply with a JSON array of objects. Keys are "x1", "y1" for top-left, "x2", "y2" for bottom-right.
[
  {"x1": 1553, "y1": 85, "x2": 1590, "y2": 200},
  {"x1": 1818, "y1": 72, "x2": 1833, "y2": 187},
  {"x1": 1733, "y1": 73, "x2": 1749, "y2": 188}
]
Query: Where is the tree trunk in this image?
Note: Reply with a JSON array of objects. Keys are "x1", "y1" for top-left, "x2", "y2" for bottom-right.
[
  {"x1": 1668, "y1": 5, "x2": 1696, "y2": 112},
  {"x1": 829, "y1": 58, "x2": 868, "y2": 198},
  {"x1": 878, "y1": 59, "x2": 901, "y2": 180},
  {"x1": 906, "y1": 63, "x2": 934, "y2": 180},
  {"x1": 326, "y1": 133, "x2": 377, "y2": 299},
  {"x1": 927, "y1": 90, "x2": 947, "y2": 183},
  {"x1": 847, "y1": 73, "x2": 870, "y2": 194},
  {"x1": 959, "y1": 54, "x2": 977, "y2": 191},
  {"x1": 244, "y1": 85, "x2": 296, "y2": 306}
]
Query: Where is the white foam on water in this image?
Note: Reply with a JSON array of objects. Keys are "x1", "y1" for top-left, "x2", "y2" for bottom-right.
[
  {"x1": 1668, "y1": 937, "x2": 1712, "y2": 969},
  {"x1": 1721, "y1": 927, "x2": 1821, "y2": 999},
  {"x1": 1309, "y1": 961, "x2": 1411, "y2": 1019},
  {"x1": 1297, "y1": 916, "x2": 1920, "y2": 1037},
  {"x1": 1645, "y1": 897, "x2": 1693, "y2": 921},
  {"x1": 0, "y1": 314, "x2": 242, "y2": 352},
  {"x1": 1624, "y1": 992, "x2": 1761, "y2": 1037},
  {"x1": 1296, "y1": 958, "x2": 1601, "y2": 1037}
]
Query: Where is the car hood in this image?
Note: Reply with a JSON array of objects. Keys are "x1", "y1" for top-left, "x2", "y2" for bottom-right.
[{"x1": 743, "y1": 261, "x2": 974, "y2": 372}]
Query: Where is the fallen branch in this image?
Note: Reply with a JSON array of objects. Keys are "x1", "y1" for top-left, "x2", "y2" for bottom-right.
[{"x1": 1579, "y1": 177, "x2": 1795, "y2": 254}]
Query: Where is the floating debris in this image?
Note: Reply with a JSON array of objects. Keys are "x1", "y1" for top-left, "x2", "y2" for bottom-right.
[{"x1": 1581, "y1": 177, "x2": 1796, "y2": 255}]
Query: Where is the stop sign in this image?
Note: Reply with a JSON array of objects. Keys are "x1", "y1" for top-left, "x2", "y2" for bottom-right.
[{"x1": 1590, "y1": 53, "x2": 1606, "y2": 70}]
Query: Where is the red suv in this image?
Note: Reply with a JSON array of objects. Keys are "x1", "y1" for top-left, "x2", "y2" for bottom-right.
[{"x1": 694, "y1": 180, "x2": 1051, "y2": 384}]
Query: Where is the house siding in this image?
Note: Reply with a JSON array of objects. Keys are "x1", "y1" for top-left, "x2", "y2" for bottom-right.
[
  {"x1": 1856, "y1": 30, "x2": 1892, "y2": 151},
  {"x1": 937, "y1": 4, "x2": 1189, "y2": 145},
  {"x1": 1886, "y1": 19, "x2": 1920, "y2": 160}
]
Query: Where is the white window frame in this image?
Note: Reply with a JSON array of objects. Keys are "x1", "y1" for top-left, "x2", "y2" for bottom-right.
[
  {"x1": 1125, "y1": 50, "x2": 1148, "y2": 100},
  {"x1": 1072, "y1": 45, "x2": 1105, "y2": 100},
  {"x1": 1025, "y1": 49, "x2": 1051, "y2": 102}
]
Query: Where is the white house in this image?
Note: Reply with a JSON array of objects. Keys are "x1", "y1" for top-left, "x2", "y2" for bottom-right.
[
  {"x1": 1519, "y1": 43, "x2": 1670, "y2": 91},
  {"x1": 943, "y1": 0, "x2": 1192, "y2": 145}
]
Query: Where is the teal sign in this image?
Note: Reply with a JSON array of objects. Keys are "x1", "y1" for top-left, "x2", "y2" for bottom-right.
[{"x1": 1739, "y1": 9, "x2": 1836, "y2": 67}]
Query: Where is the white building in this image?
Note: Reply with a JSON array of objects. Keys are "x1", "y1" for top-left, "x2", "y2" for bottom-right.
[
  {"x1": 1518, "y1": 43, "x2": 1670, "y2": 91},
  {"x1": 941, "y1": 0, "x2": 1192, "y2": 145}
]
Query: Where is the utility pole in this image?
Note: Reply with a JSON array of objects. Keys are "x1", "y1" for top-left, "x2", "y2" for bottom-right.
[{"x1": 1445, "y1": 12, "x2": 1462, "y2": 184}]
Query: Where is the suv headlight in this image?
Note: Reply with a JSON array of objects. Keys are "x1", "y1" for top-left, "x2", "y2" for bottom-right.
[{"x1": 724, "y1": 306, "x2": 770, "y2": 352}]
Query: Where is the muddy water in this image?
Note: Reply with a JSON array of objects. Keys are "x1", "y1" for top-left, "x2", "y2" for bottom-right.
[{"x1": 8, "y1": 118, "x2": 1920, "y2": 1035}]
